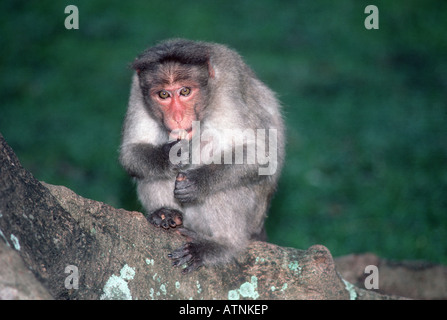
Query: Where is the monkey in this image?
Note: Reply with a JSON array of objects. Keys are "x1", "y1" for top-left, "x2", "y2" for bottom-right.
[{"x1": 119, "y1": 39, "x2": 285, "y2": 273}]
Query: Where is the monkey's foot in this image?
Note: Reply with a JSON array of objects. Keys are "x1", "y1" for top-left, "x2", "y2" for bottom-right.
[
  {"x1": 147, "y1": 208, "x2": 183, "y2": 229},
  {"x1": 168, "y1": 242, "x2": 204, "y2": 274}
]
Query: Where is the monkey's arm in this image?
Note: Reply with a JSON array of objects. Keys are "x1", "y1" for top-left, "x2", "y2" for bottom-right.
[
  {"x1": 174, "y1": 163, "x2": 271, "y2": 203},
  {"x1": 119, "y1": 141, "x2": 179, "y2": 179}
]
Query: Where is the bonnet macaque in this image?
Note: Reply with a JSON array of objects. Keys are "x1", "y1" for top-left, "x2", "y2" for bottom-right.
[{"x1": 120, "y1": 39, "x2": 284, "y2": 273}]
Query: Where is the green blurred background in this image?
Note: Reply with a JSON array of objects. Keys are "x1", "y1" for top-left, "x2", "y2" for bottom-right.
[{"x1": 1, "y1": 1, "x2": 446, "y2": 264}]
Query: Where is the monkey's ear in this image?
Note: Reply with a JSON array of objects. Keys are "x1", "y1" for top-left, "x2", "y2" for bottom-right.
[
  {"x1": 131, "y1": 56, "x2": 153, "y2": 74},
  {"x1": 207, "y1": 60, "x2": 215, "y2": 79},
  {"x1": 131, "y1": 59, "x2": 144, "y2": 73}
]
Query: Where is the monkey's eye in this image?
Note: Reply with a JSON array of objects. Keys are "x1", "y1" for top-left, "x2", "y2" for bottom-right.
[
  {"x1": 179, "y1": 87, "x2": 191, "y2": 96},
  {"x1": 158, "y1": 90, "x2": 170, "y2": 99}
]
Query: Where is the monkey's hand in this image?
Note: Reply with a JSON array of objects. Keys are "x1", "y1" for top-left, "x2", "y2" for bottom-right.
[
  {"x1": 147, "y1": 208, "x2": 183, "y2": 229},
  {"x1": 174, "y1": 170, "x2": 207, "y2": 203},
  {"x1": 168, "y1": 242, "x2": 204, "y2": 274},
  {"x1": 161, "y1": 140, "x2": 189, "y2": 171}
]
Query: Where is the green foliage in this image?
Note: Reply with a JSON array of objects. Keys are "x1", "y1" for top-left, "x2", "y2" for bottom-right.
[{"x1": 1, "y1": 0, "x2": 446, "y2": 263}]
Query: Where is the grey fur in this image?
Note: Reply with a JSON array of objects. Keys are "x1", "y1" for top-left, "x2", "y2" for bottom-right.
[{"x1": 120, "y1": 39, "x2": 285, "y2": 272}]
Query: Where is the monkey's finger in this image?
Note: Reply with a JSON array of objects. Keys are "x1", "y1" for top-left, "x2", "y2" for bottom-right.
[
  {"x1": 182, "y1": 261, "x2": 203, "y2": 274},
  {"x1": 147, "y1": 213, "x2": 163, "y2": 227},
  {"x1": 168, "y1": 248, "x2": 192, "y2": 268},
  {"x1": 172, "y1": 254, "x2": 193, "y2": 268},
  {"x1": 150, "y1": 213, "x2": 170, "y2": 229},
  {"x1": 174, "y1": 178, "x2": 196, "y2": 190},
  {"x1": 168, "y1": 248, "x2": 188, "y2": 260},
  {"x1": 174, "y1": 194, "x2": 196, "y2": 204},
  {"x1": 168, "y1": 218, "x2": 181, "y2": 227},
  {"x1": 174, "y1": 184, "x2": 197, "y2": 203},
  {"x1": 177, "y1": 228, "x2": 198, "y2": 239},
  {"x1": 174, "y1": 185, "x2": 195, "y2": 195},
  {"x1": 161, "y1": 219, "x2": 170, "y2": 229}
]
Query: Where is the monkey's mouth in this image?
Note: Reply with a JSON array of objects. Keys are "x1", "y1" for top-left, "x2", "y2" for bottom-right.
[{"x1": 169, "y1": 127, "x2": 194, "y2": 141}]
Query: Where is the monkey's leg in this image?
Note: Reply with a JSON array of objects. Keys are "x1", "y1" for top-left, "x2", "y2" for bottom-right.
[
  {"x1": 168, "y1": 240, "x2": 224, "y2": 274},
  {"x1": 168, "y1": 228, "x2": 242, "y2": 274},
  {"x1": 168, "y1": 241, "x2": 205, "y2": 273},
  {"x1": 147, "y1": 208, "x2": 183, "y2": 229},
  {"x1": 171, "y1": 179, "x2": 268, "y2": 273}
]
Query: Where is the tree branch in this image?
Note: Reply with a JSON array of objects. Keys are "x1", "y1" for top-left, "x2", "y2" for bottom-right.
[{"x1": 0, "y1": 133, "x2": 407, "y2": 300}]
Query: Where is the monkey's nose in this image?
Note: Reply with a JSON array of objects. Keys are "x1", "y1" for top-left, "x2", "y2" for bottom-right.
[{"x1": 173, "y1": 111, "x2": 183, "y2": 124}]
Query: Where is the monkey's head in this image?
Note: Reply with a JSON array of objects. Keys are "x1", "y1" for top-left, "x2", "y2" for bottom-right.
[{"x1": 132, "y1": 39, "x2": 215, "y2": 140}]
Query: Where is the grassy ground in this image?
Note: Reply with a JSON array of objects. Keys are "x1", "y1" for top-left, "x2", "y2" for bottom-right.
[{"x1": 1, "y1": 1, "x2": 446, "y2": 263}]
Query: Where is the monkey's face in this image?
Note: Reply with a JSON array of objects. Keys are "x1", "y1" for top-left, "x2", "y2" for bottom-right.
[
  {"x1": 150, "y1": 83, "x2": 200, "y2": 140},
  {"x1": 139, "y1": 62, "x2": 209, "y2": 140}
]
